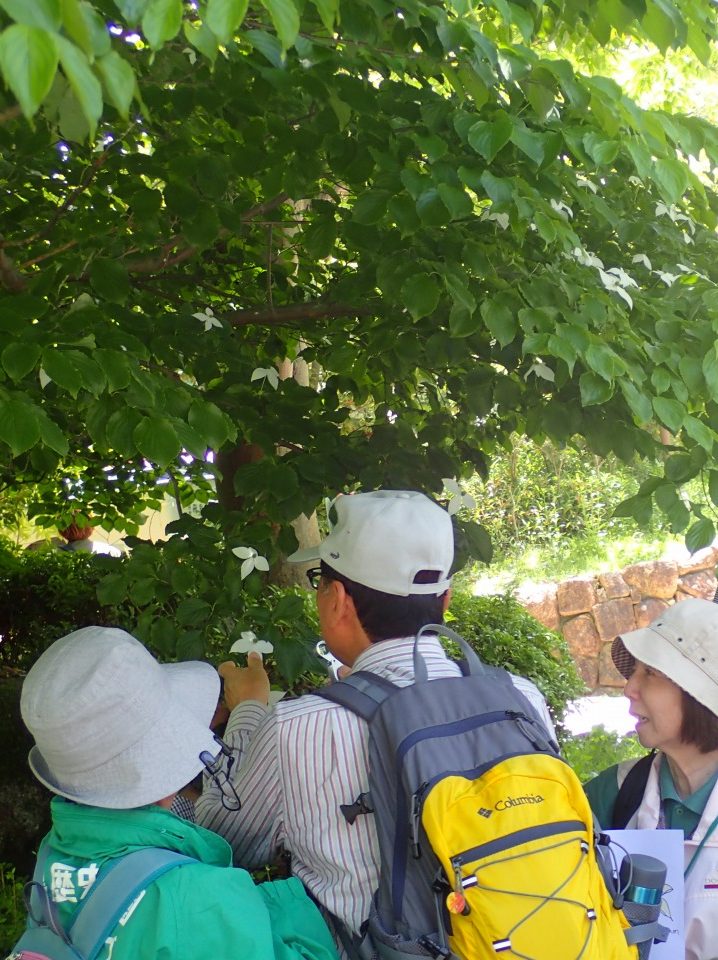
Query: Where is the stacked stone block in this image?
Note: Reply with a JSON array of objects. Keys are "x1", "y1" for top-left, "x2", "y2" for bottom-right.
[{"x1": 516, "y1": 547, "x2": 718, "y2": 692}]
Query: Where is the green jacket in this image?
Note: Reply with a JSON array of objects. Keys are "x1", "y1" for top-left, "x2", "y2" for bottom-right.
[{"x1": 36, "y1": 798, "x2": 338, "y2": 960}]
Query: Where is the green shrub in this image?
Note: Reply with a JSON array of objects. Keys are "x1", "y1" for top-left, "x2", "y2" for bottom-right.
[
  {"x1": 0, "y1": 541, "x2": 132, "y2": 671},
  {"x1": 0, "y1": 862, "x2": 26, "y2": 957},
  {"x1": 466, "y1": 436, "x2": 668, "y2": 561},
  {"x1": 444, "y1": 592, "x2": 584, "y2": 734},
  {"x1": 562, "y1": 725, "x2": 646, "y2": 784}
]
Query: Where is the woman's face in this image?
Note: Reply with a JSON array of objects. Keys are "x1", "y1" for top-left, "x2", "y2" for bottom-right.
[{"x1": 624, "y1": 660, "x2": 685, "y2": 755}]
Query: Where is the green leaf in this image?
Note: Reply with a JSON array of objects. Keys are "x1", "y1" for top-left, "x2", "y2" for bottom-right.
[
  {"x1": 653, "y1": 396, "x2": 685, "y2": 433},
  {"x1": 1, "y1": 342, "x2": 41, "y2": 380},
  {"x1": 311, "y1": 0, "x2": 338, "y2": 31},
  {"x1": 686, "y1": 517, "x2": 715, "y2": 554},
  {"x1": 703, "y1": 346, "x2": 718, "y2": 397},
  {"x1": 176, "y1": 597, "x2": 212, "y2": 625},
  {"x1": 352, "y1": 190, "x2": 389, "y2": 225},
  {"x1": 183, "y1": 19, "x2": 218, "y2": 63},
  {"x1": 620, "y1": 380, "x2": 653, "y2": 424},
  {"x1": 664, "y1": 452, "x2": 700, "y2": 483},
  {"x1": 97, "y1": 573, "x2": 128, "y2": 605},
  {"x1": 57, "y1": 36, "x2": 101, "y2": 136},
  {"x1": 468, "y1": 112, "x2": 513, "y2": 163},
  {"x1": 304, "y1": 219, "x2": 337, "y2": 258},
  {"x1": 106, "y1": 407, "x2": 143, "y2": 456},
  {"x1": 416, "y1": 188, "x2": 450, "y2": 226},
  {"x1": 0, "y1": 399, "x2": 40, "y2": 455},
  {"x1": 642, "y1": 0, "x2": 675, "y2": 53},
  {"x1": 613, "y1": 494, "x2": 653, "y2": 526},
  {"x1": 709, "y1": 470, "x2": 718, "y2": 509},
  {"x1": 533, "y1": 212, "x2": 556, "y2": 244},
  {"x1": 62, "y1": 0, "x2": 111, "y2": 57},
  {"x1": 462, "y1": 519, "x2": 493, "y2": 565},
  {"x1": 653, "y1": 158, "x2": 689, "y2": 204},
  {"x1": 481, "y1": 299, "x2": 517, "y2": 347},
  {"x1": 112, "y1": 0, "x2": 150, "y2": 24},
  {"x1": 436, "y1": 183, "x2": 472, "y2": 220},
  {"x1": 0, "y1": 24, "x2": 58, "y2": 118},
  {"x1": 188, "y1": 399, "x2": 232, "y2": 449},
  {"x1": 176, "y1": 629, "x2": 205, "y2": 660},
  {"x1": 401, "y1": 273, "x2": 441, "y2": 321},
  {"x1": 260, "y1": 0, "x2": 299, "y2": 50},
  {"x1": 94, "y1": 348, "x2": 132, "y2": 392},
  {"x1": 36, "y1": 409, "x2": 69, "y2": 455},
  {"x1": 90, "y1": 258, "x2": 130, "y2": 304},
  {"x1": 683, "y1": 415, "x2": 714, "y2": 452},
  {"x1": 579, "y1": 371, "x2": 613, "y2": 406},
  {"x1": 0, "y1": 0, "x2": 61, "y2": 31},
  {"x1": 479, "y1": 171, "x2": 512, "y2": 207},
  {"x1": 134, "y1": 415, "x2": 181, "y2": 467},
  {"x1": 206, "y1": 0, "x2": 249, "y2": 43},
  {"x1": 582, "y1": 132, "x2": 620, "y2": 166},
  {"x1": 141, "y1": 0, "x2": 183, "y2": 49},
  {"x1": 42, "y1": 348, "x2": 79, "y2": 396},
  {"x1": 150, "y1": 618, "x2": 176, "y2": 657},
  {"x1": 96, "y1": 51, "x2": 135, "y2": 117},
  {"x1": 510, "y1": 125, "x2": 545, "y2": 166}
]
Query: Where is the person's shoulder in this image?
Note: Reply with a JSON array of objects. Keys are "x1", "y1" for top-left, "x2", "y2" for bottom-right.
[{"x1": 583, "y1": 762, "x2": 621, "y2": 828}]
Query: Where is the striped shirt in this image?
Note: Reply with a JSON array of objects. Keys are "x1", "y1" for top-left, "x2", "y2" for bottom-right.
[{"x1": 195, "y1": 635, "x2": 556, "y2": 935}]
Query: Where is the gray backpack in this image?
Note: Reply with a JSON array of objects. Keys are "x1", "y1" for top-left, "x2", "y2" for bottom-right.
[{"x1": 317, "y1": 624, "x2": 660, "y2": 960}]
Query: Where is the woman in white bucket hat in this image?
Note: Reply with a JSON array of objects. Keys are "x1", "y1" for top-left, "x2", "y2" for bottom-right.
[
  {"x1": 17, "y1": 625, "x2": 338, "y2": 960},
  {"x1": 584, "y1": 598, "x2": 718, "y2": 960}
]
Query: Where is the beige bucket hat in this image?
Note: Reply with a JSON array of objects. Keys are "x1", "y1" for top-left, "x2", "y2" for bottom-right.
[
  {"x1": 21, "y1": 626, "x2": 220, "y2": 808},
  {"x1": 612, "y1": 597, "x2": 718, "y2": 717}
]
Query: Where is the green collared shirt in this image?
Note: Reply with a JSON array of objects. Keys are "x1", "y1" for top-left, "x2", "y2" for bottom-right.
[
  {"x1": 585, "y1": 754, "x2": 718, "y2": 838},
  {"x1": 659, "y1": 755, "x2": 718, "y2": 837}
]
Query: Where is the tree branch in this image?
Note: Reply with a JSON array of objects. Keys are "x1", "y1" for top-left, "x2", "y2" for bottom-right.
[
  {"x1": 227, "y1": 302, "x2": 374, "y2": 327},
  {"x1": 0, "y1": 105, "x2": 21, "y2": 124},
  {"x1": 0, "y1": 247, "x2": 26, "y2": 292},
  {"x1": 125, "y1": 193, "x2": 291, "y2": 276}
]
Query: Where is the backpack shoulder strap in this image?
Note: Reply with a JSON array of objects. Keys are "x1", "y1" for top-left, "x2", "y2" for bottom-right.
[
  {"x1": 69, "y1": 848, "x2": 195, "y2": 960},
  {"x1": 314, "y1": 671, "x2": 398, "y2": 722},
  {"x1": 610, "y1": 751, "x2": 656, "y2": 829}
]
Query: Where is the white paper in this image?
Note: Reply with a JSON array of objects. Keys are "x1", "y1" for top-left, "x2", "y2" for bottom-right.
[
  {"x1": 606, "y1": 829, "x2": 685, "y2": 960},
  {"x1": 268, "y1": 689, "x2": 286, "y2": 706}
]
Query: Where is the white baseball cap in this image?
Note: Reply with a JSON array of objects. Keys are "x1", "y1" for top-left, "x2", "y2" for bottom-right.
[
  {"x1": 612, "y1": 598, "x2": 718, "y2": 716},
  {"x1": 288, "y1": 490, "x2": 453, "y2": 597},
  {"x1": 21, "y1": 626, "x2": 221, "y2": 808}
]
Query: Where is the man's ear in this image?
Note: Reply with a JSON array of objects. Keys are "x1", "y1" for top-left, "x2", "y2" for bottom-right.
[{"x1": 442, "y1": 587, "x2": 452, "y2": 613}]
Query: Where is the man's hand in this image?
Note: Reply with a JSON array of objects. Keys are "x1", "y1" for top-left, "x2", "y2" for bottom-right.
[{"x1": 218, "y1": 651, "x2": 270, "y2": 710}]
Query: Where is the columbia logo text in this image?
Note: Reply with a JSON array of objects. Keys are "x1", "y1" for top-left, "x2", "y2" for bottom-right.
[{"x1": 495, "y1": 794, "x2": 545, "y2": 811}]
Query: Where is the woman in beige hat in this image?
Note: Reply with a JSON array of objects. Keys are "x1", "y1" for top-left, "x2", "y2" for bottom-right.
[{"x1": 584, "y1": 597, "x2": 718, "y2": 960}]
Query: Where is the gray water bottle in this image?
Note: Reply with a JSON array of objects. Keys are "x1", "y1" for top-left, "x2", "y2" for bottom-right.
[
  {"x1": 620, "y1": 853, "x2": 666, "y2": 906},
  {"x1": 619, "y1": 854, "x2": 669, "y2": 959}
]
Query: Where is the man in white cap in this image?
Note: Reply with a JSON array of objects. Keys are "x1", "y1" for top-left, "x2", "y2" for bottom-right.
[
  {"x1": 196, "y1": 490, "x2": 555, "y2": 949},
  {"x1": 18, "y1": 626, "x2": 338, "y2": 960}
]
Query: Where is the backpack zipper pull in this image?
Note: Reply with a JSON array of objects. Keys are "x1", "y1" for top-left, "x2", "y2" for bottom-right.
[
  {"x1": 446, "y1": 858, "x2": 471, "y2": 915},
  {"x1": 410, "y1": 791, "x2": 422, "y2": 859}
]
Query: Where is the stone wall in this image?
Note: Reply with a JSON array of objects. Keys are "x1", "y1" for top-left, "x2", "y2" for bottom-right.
[{"x1": 516, "y1": 546, "x2": 718, "y2": 692}]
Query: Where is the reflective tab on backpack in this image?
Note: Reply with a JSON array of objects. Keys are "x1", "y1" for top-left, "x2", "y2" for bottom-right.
[{"x1": 492, "y1": 939, "x2": 511, "y2": 952}]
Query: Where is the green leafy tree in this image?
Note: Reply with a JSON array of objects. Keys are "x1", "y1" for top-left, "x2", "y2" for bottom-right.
[{"x1": 1, "y1": 0, "x2": 718, "y2": 657}]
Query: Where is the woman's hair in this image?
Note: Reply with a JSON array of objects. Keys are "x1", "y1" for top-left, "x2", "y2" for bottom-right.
[
  {"x1": 319, "y1": 561, "x2": 446, "y2": 642},
  {"x1": 681, "y1": 688, "x2": 718, "y2": 753}
]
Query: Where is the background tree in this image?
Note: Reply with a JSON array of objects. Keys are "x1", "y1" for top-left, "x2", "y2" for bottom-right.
[{"x1": 1, "y1": 0, "x2": 718, "y2": 658}]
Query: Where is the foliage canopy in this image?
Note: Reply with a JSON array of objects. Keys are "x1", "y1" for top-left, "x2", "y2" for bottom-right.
[{"x1": 2, "y1": 0, "x2": 718, "y2": 655}]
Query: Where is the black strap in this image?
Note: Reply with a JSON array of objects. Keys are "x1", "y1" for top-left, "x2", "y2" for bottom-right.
[
  {"x1": 315, "y1": 671, "x2": 399, "y2": 722},
  {"x1": 610, "y1": 751, "x2": 656, "y2": 829}
]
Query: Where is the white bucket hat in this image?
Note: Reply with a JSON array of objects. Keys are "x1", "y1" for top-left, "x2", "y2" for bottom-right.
[
  {"x1": 21, "y1": 626, "x2": 221, "y2": 809},
  {"x1": 612, "y1": 597, "x2": 718, "y2": 716},
  {"x1": 288, "y1": 490, "x2": 453, "y2": 597}
]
